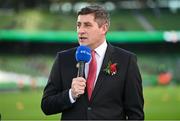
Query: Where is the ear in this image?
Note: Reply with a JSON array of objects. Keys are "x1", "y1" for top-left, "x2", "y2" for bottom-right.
[{"x1": 101, "y1": 23, "x2": 108, "y2": 35}]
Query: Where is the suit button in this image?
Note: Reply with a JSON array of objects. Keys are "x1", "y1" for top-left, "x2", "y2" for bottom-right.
[{"x1": 87, "y1": 107, "x2": 92, "y2": 111}]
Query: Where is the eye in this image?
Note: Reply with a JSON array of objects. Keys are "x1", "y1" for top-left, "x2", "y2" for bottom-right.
[
  {"x1": 85, "y1": 23, "x2": 92, "y2": 27},
  {"x1": 77, "y1": 23, "x2": 81, "y2": 28}
]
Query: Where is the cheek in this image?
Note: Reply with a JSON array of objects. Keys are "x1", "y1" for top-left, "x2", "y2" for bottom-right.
[
  {"x1": 87, "y1": 28, "x2": 101, "y2": 40},
  {"x1": 91, "y1": 29, "x2": 101, "y2": 36},
  {"x1": 89, "y1": 32, "x2": 99, "y2": 40}
]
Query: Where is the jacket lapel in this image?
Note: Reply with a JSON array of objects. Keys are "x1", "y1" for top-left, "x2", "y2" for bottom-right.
[{"x1": 90, "y1": 43, "x2": 114, "y2": 102}]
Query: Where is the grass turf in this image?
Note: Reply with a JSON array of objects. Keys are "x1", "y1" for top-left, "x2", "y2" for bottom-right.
[
  {"x1": 0, "y1": 86, "x2": 180, "y2": 120},
  {"x1": 0, "y1": 90, "x2": 59, "y2": 120}
]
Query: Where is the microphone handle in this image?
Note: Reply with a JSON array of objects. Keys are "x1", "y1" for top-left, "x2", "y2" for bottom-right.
[{"x1": 77, "y1": 61, "x2": 85, "y2": 77}]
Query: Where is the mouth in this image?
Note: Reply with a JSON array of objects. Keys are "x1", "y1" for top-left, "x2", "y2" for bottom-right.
[{"x1": 79, "y1": 37, "x2": 88, "y2": 42}]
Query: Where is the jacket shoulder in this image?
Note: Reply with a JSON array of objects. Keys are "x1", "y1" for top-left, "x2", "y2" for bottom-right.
[
  {"x1": 112, "y1": 45, "x2": 136, "y2": 57},
  {"x1": 57, "y1": 47, "x2": 77, "y2": 57},
  {"x1": 58, "y1": 47, "x2": 76, "y2": 54}
]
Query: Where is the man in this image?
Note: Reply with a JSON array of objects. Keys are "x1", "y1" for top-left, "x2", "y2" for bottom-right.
[{"x1": 41, "y1": 5, "x2": 144, "y2": 120}]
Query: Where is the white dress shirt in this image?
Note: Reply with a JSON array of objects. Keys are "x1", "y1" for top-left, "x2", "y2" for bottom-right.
[{"x1": 69, "y1": 40, "x2": 108, "y2": 103}]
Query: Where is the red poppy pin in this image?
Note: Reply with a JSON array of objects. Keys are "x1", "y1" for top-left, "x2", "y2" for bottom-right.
[{"x1": 104, "y1": 61, "x2": 118, "y2": 75}]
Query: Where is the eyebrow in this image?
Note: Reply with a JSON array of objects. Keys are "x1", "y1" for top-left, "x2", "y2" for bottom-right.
[{"x1": 77, "y1": 21, "x2": 92, "y2": 25}]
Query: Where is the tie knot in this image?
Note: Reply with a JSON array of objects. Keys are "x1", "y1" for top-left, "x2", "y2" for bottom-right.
[{"x1": 91, "y1": 50, "x2": 96, "y2": 57}]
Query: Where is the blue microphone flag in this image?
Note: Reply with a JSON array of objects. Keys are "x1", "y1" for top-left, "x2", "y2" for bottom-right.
[{"x1": 75, "y1": 45, "x2": 91, "y2": 63}]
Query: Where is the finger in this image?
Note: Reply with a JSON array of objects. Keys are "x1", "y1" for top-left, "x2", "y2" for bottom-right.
[
  {"x1": 78, "y1": 86, "x2": 86, "y2": 90},
  {"x1": 76, "y1": 77, "x2": 86, "y2": 82},
  {"x1": 73, "y1": 80, "x2": 86, "y2": 87},
  {"x1": 78, "y1": 82, "x2": 86, "y2": 87},
  {"x1": 78, "y1": 90, "x2": 85, "y2": 95},
  {"x1": 72, "y1": 79, "x2": 85, "y2": 87}
]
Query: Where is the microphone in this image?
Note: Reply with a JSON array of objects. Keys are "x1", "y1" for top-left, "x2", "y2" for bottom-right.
[{"x1": 75, "y1": 45, "x2": 91, "y2": 77}]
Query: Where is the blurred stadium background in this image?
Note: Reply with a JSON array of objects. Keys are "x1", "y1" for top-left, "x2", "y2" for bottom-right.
[{"x1": 0, "y1": 0, "x2": 180, "y2": 120}]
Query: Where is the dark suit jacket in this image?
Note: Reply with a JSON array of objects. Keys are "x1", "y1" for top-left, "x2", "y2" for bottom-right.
[{"x1": 41, "y1": 43, "x2": 144, "y2": 120}]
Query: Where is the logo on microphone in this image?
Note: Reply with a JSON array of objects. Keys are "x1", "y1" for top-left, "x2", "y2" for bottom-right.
[{"x1": 80, "y1": 50, "x2": 91, "y2": 56}]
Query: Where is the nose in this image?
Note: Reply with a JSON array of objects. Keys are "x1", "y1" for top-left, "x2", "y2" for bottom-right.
[{"x1": 77, "y1": 26, "x2": 85, "y2": 35}]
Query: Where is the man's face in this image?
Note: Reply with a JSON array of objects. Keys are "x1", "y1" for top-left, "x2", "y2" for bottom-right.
[{"x1": 77, "y1": 14, "x2": 106, "y2": 50}]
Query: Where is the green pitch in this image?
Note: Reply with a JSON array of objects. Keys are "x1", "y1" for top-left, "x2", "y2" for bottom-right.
[
  {"x1": 144, "y1": 86, "x2": 180, "y2": 120},
  {"x1": 0, "y1": 90, "x2": 59, "y2": 120},
  {"x1": 0, "y1": 86, "x2": 180, "y2": 120}
]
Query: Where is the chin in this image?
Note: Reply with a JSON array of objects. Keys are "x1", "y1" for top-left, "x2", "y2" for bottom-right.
[{"x1": 79, "y1": 42, "x2": 88, "y2": 46}]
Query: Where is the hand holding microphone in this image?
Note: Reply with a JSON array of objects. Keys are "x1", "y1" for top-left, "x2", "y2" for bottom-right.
[
  {"x1": 71, "y1": 77, "x2": 86, "y2": 99},
  {"x1": 71, "y1": 45, "x2": 91, "y2": 99}
]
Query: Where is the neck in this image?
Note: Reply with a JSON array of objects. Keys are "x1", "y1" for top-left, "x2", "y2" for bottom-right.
[{"x1": 91, "y1": 38, "x2": 106, "y2": 50}]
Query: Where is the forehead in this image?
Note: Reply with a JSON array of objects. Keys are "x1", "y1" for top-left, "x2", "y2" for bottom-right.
[{"x1": 77, "y1": 14, "x2": 95, "y2": 23}]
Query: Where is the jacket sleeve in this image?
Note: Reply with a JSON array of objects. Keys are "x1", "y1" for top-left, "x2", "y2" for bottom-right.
[
  {"x1": 124, "y1": 54, "x2": 144, "y2": 120},
  {"x1": 41, "y1": 53, "x2": 73, "y2": 115}
]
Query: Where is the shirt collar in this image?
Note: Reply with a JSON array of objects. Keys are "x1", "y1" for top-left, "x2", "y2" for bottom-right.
[{"x1": 94, "y1": 40, "x2": 107, "y2": 57}]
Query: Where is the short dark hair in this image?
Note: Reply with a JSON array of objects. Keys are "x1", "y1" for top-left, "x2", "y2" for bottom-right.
[{"x1": 77, "y1": 5, "x2": 110, "y2": 28}]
